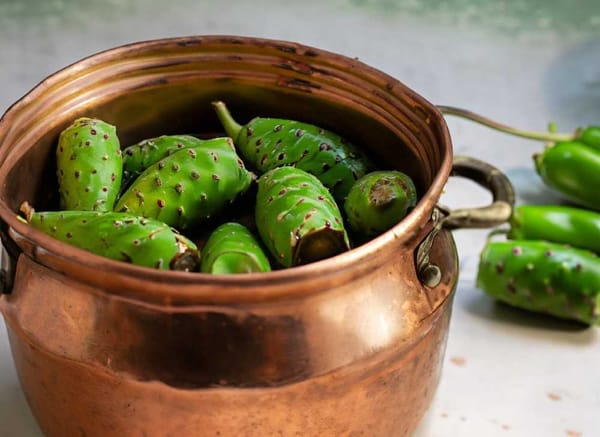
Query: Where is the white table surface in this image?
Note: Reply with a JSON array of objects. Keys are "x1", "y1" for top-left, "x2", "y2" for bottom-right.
[{"x1": 1, "y1": 1, "x2": 599, "y2": 436}]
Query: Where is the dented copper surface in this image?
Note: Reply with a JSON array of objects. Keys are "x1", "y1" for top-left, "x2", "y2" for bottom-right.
[{"x1": 0, "y1": 35, "x2": 457, "y2": 436}]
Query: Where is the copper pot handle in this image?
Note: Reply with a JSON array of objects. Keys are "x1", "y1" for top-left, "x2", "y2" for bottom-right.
[
  {"x1": 416, "y1": 155, "x2": 515, "y2": 287},
  {"x1": 441, "y1": 155, "x2": 515, "y2": 230}
]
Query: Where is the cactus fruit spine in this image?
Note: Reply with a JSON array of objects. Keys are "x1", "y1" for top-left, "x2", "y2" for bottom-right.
[
  {"x1": 212, "y1": 101, "x2": 373, "y2": 201},
  {"x1": 56, "y1": 117, "x2": 123, "y2": 211},
  {"x1": 476, "y1": 239, "x2": 600, "y2": 325},
  {"x1": 255, "y1": 166, "x2": 350, "y2": 268},
  {"x1": 19, "y1": 202, "x2": 199, "y2": 271},
  {"x1": 115, "y1": 137, "x2": 253, "y2": 229},
  {"x1": 343, "y1": 170, "x2": 417, "y2": 238},
  {"x1": 201, "y1": 222, "x2": 271, "y2": 274}
]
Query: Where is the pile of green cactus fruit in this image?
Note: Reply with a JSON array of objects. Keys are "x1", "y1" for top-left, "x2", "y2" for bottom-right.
[
  {"x1": 474, "y1": 126, "x2": 600, "y2": 325},
  {"x1": 437, "y1": 106, "x2": 600, "y2": 325},
  {"x1": 20, "y1": 102, "x2": 418, "y2": 274},
  {"x1": 477, "y1": 205, "x2": 600, "y2": 325}
]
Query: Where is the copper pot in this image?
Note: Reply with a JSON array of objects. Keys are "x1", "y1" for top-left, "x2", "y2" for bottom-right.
[{"x1": 0, "y1": 36, "x2": 513, "y2": 436}]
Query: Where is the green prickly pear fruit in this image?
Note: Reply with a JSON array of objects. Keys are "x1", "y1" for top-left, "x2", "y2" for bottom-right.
[
  {"x1": 578, "y1": 126, "x2": 600, "y2": 150},
  {"x1": 122, "y1": 135, "x2": 231, "y2": 186},
  {"x1": 115, "y1": 138, "x2": 253, "y2": 229},
  {"x1": 507, "y1": 204, "x2": 600, "y2": 254},
  {"x1": 533, "y1": 141, "x2": 600, "y2": 211},
  {"x1": 56, "y1": 117, "x2": 123, "y2": 211},
  {"x1": 343, "y1": 170, "x2": 417, "y2": 238},
  {"x1": 212, "y1": 101, "x2": 374, "y2": 201},
  {"x1": 200, "y1": 222, "x2": 271, "y2": 274},
  {"x1": 19, "y1": 202, "x2": 199, "y2": 271},
  {"x1": 255, "y1": 166, "x2": 350, "y2": 268},
  {"x1": 476, "y1": 238, "x2": 600, "y2": 325}
]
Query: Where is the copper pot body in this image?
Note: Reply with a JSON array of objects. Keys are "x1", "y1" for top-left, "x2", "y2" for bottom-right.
[{"x1": 0, "y1": 36, "x2": 457, "y2": 436}]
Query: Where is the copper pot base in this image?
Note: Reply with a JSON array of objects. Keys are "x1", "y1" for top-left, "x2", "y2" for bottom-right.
[{"x1": 7, "y1": 297, "x2": 451, "y2": 437}]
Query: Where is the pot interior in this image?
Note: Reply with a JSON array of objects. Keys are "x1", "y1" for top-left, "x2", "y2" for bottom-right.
[{"x1": 0, "y1": 36, "x2": 449, "y2": 216}]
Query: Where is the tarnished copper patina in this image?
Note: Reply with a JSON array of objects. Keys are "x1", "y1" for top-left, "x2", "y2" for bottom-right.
[{"x1": 0, "y1": 36, "x2": 513, "y2": 436}]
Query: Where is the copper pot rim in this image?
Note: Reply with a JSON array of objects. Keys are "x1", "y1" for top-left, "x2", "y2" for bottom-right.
[{"x1": 0, "y1": 35, "x2": 453, "y2": 304}]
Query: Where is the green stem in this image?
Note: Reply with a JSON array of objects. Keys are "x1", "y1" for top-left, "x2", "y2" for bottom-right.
[
  {"x1": 212, "y1": 101, "x2": 243, "y2": 140},
  {"x1": 437, "y1": 105, "x2": 576, "y2": 143}
]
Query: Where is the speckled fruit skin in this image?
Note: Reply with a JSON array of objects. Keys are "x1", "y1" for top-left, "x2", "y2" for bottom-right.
[
  {"x1": 122, "y1": 135, "x2": 230, "y2": 186},
  {"x1": 255, "y1": 166, "x2": 350, "y2": 268},
  {"x1": 56, "y1": 117, "x2": 123, "y2": 211},
  {"x1": 343, "y1": 170, "x2": 417, "y2": 238},
  {"x1": 213, "y1": 101, "x2": 374, "y2": 201},
  {"x1": 200, "y1": 222, "x2": 271, "y2": 274},
  {"x1": 115, "y1": 138, "x2": 253, "y2": 230},
  {"x1": 476, "y1": 239, "x2": 600, "y2": 325},
  {"x1": 21, "y1": 204, "x2": 199, "y2": 271}
]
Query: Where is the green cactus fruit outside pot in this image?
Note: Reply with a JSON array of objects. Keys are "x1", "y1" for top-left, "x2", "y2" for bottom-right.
[
  {"x1": 507, "y1": 204, "x2": 600, "y2": 254},
  {"x1": 476, "y1": 238, "x2": 600, "y2": 325},
  {"x1": 256, "y1": 166, "x2": 350, "y2": 268},
  {"x1": 212, "y1": 101, "x2": 374, "y2": 201},
  {"x1": 534, "y1": 141, "x2": 600, "y2": 211},
  {"x1": 56, "y1": 117, "x2": 123, "y2": 211},
  {"x1": 200, "y1": 222, "x2": 271, "y2": 274},
  {"x1": 578, "y1": 126, "x2": 600, "y2": 151},
  {"x1": 115, "y1": 137, "x2": 253, "y2": 229},
  {"x1": 122, "y1": 135, "x2": 231, "y2": 186},
  {"x1": 343, "y1": 170, "x2": 417, "y2": 238},
  {"x1": 19, "y1": 202, "x2": 199, "y2": 271}
]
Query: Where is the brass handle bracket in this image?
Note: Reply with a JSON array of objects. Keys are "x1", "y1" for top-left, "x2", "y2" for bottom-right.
[{"x1": 416, "y1": 208, "x2": 444, "y2": 288}]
